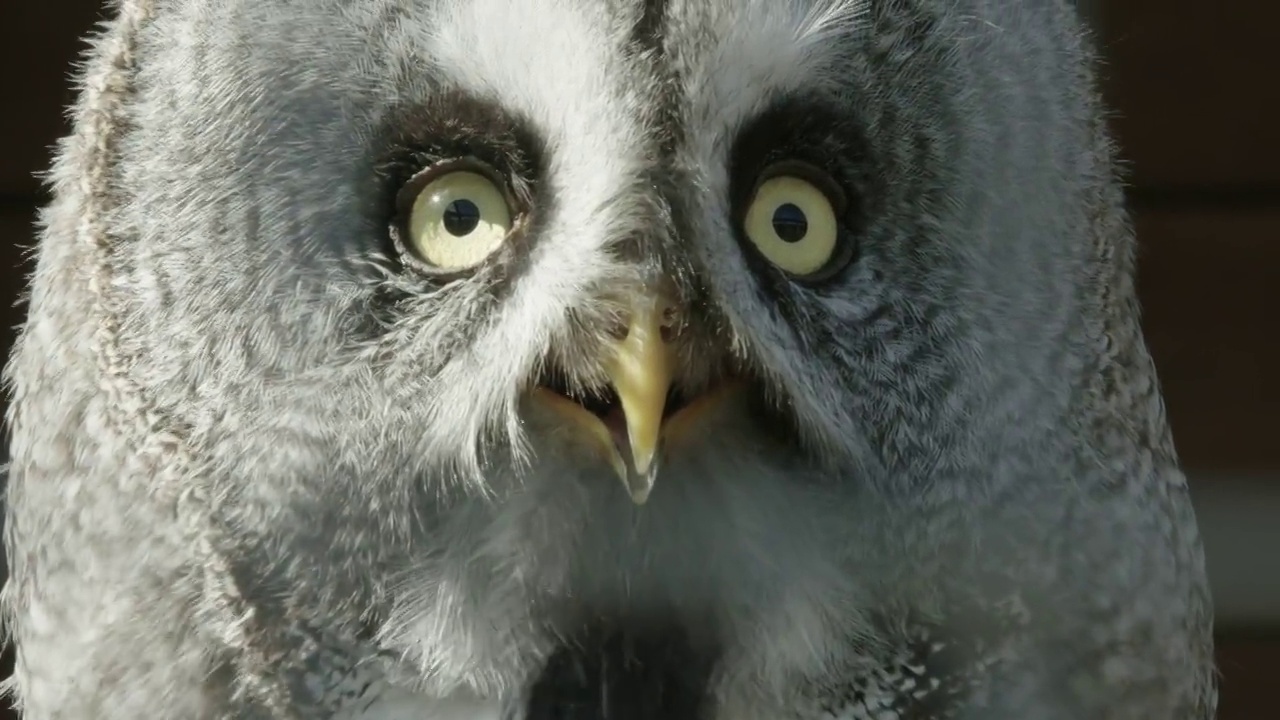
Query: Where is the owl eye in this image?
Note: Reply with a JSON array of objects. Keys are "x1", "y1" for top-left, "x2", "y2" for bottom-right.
[
  {"x1": 404, "y1": 170, "x2": 513, "y2": 271},
  {"x1": 742, "y1": 174, "x2": 842, "y2": 278}
]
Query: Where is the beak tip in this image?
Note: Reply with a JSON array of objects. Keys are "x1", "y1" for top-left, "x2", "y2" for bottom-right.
[
  {"x1": 631, "y1": 450, "x2": 655, "y2": 478},
  {"x1": 621, "y1": 461, "x2": 658, "y2": 506},
  {"x1": 615, "y1": 429, "x2": 663, "y2": 507},
  {"x1": 627, "y1": 478, "x2": 655, "y2": 505}
]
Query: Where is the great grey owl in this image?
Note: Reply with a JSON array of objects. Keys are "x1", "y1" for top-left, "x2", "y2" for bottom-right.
[{"x1": 2, "y1": 0, "x2": 1216, "y2": 718}]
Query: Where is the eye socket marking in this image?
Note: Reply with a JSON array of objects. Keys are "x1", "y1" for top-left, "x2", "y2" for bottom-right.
[
  {"x1": 741, "y1": 170, "x2": 847, "y2": 279},
  {"x1": 395, "y1": 164, "x2": 518, "y2": 273}
]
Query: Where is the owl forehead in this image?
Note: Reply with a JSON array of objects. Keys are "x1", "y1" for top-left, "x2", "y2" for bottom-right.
[{"x1": 420, "y1": 0, "x2": 870, "y2": 233}]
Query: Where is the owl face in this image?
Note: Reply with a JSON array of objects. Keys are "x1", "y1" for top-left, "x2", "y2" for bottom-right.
[{"x1": 377, "y1": 26, "x2": 870, "y2": 504}]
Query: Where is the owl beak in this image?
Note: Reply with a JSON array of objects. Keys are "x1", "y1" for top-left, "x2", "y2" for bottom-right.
[{"x1": 603, "y1": 295, "x2": 674, "y2": 505}]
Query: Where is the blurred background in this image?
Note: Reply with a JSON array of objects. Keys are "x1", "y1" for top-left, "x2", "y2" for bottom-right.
[{"x1": 0, "y1": 1, "x2": 1275, "y2": 717}]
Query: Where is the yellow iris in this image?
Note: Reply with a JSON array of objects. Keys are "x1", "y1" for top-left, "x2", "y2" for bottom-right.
[
  {"x1": 406, "y1": 171, "x2": 513, "y2": 270},
  {"x1": 743, "y1": 175, "x2": 840, "y2": 277}
]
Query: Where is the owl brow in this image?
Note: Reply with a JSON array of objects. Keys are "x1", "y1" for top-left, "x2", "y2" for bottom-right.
[
  {"x1": 374, "y1": 89, "x2": 548, "y2": 191},
  {"x1": 728, "y1": 92, "x2": 870, "y2": 189}
]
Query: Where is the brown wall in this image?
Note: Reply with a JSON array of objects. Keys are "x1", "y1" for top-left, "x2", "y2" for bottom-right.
[
  {"x1": 1, "y1": 2, "x2": 1276, "y2": 717},
  {"x1": 1099, "y1": 2, "x2": 1280, "y2": 479}
]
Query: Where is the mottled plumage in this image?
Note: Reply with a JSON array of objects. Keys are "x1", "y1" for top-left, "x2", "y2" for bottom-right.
[{"x1": 3, "y1": 0, "x2": 1215, "y2": 718}]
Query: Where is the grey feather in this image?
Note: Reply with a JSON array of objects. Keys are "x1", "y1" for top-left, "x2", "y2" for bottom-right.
[{"x1": 3, "y1": 0, "x2": 1215, "y2": 718}]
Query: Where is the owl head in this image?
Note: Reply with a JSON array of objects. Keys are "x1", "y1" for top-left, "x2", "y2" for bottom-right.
[{"x1": 46, "y1": 0, "x2": 1115, "y2": 517}]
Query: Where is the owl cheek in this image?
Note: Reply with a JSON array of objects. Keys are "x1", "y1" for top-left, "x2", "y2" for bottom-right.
[
  {"x1": 658, "y1": 379, "x2": 754, "y2": 454},
  {"x1": 528, "y1": 387, "x2": 630, "y2": 485}
]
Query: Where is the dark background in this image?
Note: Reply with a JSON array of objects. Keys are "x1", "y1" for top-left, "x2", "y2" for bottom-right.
[{"x1": 1, "y1": 2, "x2": 1276, "y2": 717}]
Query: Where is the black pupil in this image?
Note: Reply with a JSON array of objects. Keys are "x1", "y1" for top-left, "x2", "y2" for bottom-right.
[
  {"x1": 772, "y1": 203, "x2": 808, "y2": 242},
  {"x1": 442, "y1": 198, "x2": 481, "y2": 236}
]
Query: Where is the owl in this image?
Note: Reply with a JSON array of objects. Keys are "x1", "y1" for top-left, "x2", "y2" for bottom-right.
[{"x1": 2, "y1": 0, "x2": 1216, "y2": 718}]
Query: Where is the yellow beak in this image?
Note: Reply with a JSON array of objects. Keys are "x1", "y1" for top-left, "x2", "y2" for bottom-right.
[
  {"x1": 529, "y1": 292, "x2": 676, "y2": 504},
  {"x1": 603, "y1": 295, "x2": 673, "y2": 504},
  {"x1": 528, "y1": 284, "x2": 764, "y2": 504}
]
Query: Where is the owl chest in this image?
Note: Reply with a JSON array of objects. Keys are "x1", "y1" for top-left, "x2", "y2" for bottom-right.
[
  {"x1": 323, "y1": 630, "x2": 977, "y2": 720},
  {"x1": 518, "y1": 629, "x2": 973, "y2": 720}
]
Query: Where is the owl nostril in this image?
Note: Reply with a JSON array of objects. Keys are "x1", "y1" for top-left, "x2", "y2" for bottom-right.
[
  {"x1": 657, "y1": 301, "x2": 682, "y2": 343},
  {"x1": 605, "y1": 315, "x2": 631, "y2": 341}
]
